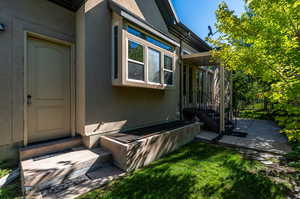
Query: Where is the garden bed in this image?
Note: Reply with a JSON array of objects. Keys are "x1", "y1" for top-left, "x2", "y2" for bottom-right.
[{"x1": 101, "y1": 121, "x2": 201, "y2": 171}]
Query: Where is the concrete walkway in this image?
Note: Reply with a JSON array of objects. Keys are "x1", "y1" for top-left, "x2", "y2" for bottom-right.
[{"x1": 197, "y1": 118, "x2": 292, "y2": 155}]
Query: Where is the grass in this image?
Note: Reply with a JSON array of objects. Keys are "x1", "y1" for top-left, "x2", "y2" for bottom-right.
[
  {"x1": 0, "y1": 161, "x2": 22, "y2": 199},
  {"x1": 286, "y1": 142, "x2": 300, "y2": 170},
  {"x1": 78, "y1": 142, "x2": 290, "y2": 199}
]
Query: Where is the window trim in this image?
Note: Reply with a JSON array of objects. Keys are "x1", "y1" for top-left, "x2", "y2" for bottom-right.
[
  {"x1": 127, "y1": 38, "x2": 146, "y2": 83},
  {"x1": 163, "y1": 54, "x2": 175, "y2": 86},
  {"x1": 127, "y1": 25, "x2": 175, "y2": 53},
  {"x1": 123, "y1": 30, "x2": 176, "y2": 89}
]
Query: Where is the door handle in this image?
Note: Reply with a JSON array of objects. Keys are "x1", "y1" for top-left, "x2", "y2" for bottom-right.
[{"x1": 27, "y1": 95, "x2": 32, "y2": 105}]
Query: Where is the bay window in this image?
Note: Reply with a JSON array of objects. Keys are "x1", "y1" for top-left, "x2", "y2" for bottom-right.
[{"x1": 112, "y1": 21, "x2": 177, "y2": 89}]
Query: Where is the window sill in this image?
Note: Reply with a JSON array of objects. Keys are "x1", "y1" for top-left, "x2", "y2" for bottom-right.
[{"x1": 112, "y1": 79, "x2": 175, "y2": 90}]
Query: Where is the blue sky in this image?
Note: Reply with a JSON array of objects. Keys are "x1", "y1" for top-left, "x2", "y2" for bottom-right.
[{"x1": 171, "y1": 0, "x2": 245, "y2": 39}]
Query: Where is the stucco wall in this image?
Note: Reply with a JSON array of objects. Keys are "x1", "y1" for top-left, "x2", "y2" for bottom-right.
[
  {"x1": 83, "y1": 0, "x2": 180, "y2": 136},
  {"x1": 0, "y1": 0, "x2": 75, "y2": 159},
  {"x1": 0, "y1": 0, "x2": 206, "y2": 157}
]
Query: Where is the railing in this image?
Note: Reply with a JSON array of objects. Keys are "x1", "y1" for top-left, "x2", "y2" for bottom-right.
[{"x1": 196, "y1": 92, "x2": 235, "y2": 133}]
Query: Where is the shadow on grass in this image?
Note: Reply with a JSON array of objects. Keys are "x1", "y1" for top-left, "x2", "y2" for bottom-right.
[
  {"x1": 201, "y1": 158, "x2": 289, "y2": 199},
  {"x1": 79, "y1": 165, "x2": 198, "y2": 199},
  {"x1": 78, "y1": 142, "x2": 290, "y2": 199}
]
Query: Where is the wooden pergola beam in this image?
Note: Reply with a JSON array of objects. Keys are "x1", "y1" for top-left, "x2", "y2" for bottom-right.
[{"x1": 182, "y1": 52, "x2": 219, "y2": 66}]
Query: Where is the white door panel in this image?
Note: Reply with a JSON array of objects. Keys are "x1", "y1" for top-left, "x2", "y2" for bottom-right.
[{"x1": 27, "y1": 37, "x2": 71, "y2": 143}]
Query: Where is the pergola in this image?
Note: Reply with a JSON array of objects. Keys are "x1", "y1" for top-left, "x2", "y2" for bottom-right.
[{"x1": 182, "y1": 51, "x2": 226, "y2": 134}]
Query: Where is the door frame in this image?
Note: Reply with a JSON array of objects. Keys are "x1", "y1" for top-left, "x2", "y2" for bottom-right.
[{"x1": 23, "y1": 31, "x2": 76, "y2": 146}]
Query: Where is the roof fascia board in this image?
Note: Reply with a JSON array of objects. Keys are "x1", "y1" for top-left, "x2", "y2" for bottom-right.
[
  {"x1": 167, "y1": 0, "x2": 180, "y2": 23},
  {"x1": 160, "y1": 0, "x2": 211, "y2": 51},
  {"x1": 178, "y1": 22, "x2": 211, "y2": 50}
]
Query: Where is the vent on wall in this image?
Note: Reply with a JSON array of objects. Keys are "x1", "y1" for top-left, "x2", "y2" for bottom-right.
[{"x1": 0, "y1": 24, "x2": 5, "y2": 31}]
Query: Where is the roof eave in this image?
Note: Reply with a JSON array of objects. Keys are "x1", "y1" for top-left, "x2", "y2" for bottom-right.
[
  {"x1": 155, "y1": 0, "x2": 212, "y2": 52},
  {"x1": 109, "y1": 0, "x2": 180, "y2": 47},
  {"x1": 48, "y1": 0, "x2": 84, "y2": 11}
]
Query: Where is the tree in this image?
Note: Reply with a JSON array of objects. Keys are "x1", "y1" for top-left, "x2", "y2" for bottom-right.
[{"x1": 208, "y1": 0, "x2": 300, "y2": 142}]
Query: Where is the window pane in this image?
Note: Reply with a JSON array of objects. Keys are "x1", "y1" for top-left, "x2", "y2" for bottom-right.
[
  {"x1": 127, "y1": 26, "x2": 174, "y2": 52},
  {"x1": 148, "y1": 48, "x2": 161, "y2": 83},
  {"x1": 128, "y1": 61, "x2": 144, "y2": 81},
  {"x1": 164, "y1": 55, "x2": 173, "y2": 70},
  {"x1": 146, "y1": 37, "x2": 173, "y2": 52},
  {"x1": 128, "y1": 41, "x2": 144, "y2": 63},
  {"x1": 164, "y1": 71, "x2": 173, "y2": 85}
]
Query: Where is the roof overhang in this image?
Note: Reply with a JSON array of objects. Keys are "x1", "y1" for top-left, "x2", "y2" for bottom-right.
[
  {"x1": 155, "y1": 0, "x2": 211, "y2": 52},
  {"x1": 109, "y1": 0, "x2": 180, "y2": 47},
  {"x1": 48, "y1": 0, "x2": 84, "y2": 11},
  {"x1": 182, "y1": 51, "x2": 219, "y2": 66},
  {"x1": 167, "y1": 0, "x2": 180, "y2": 23}
]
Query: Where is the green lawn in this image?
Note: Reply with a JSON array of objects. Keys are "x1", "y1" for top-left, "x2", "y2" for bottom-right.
[
  {"x1": 78, "y1": 142, "x2": 290, "y2": 199},
  {"x1": 0, "y1": 161, "x2": 22, "y2": 199}
]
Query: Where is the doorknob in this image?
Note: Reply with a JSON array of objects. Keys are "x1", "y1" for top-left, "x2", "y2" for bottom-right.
[{"x1": 27, "y1": 95, "x2": 32, "y2": 105}]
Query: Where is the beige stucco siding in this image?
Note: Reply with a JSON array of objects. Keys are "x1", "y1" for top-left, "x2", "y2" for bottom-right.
[
  {"x1": 112, "y1": 0, "x2": 145, "y2": 20},
  {"x1": 83, "y1": 0, "x2": 180, "y2": 135},
  {"x1": 0, "y1": 0, "x2": 75, "y2": 155}
]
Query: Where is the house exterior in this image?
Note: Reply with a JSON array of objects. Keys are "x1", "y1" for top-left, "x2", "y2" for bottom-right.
[{"x1": 0, "y1": 0, "x2": 226, "y2": 165}]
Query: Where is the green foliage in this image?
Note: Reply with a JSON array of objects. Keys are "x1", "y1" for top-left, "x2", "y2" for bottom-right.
[
  {"x1": 208, "y1": 0, "x2": 300, "y2": 143},
  {"x1": 0, "y1": 162, "x2": 21, "y2": 199},
  {"x1": 78, "y1": 142, "x2": 289, "y2": 199},
  {"x1": 281, "y1": 129, "x2": 300, "y2": 142},
  {"x1": 0, "y1": 181, "x2": 21, "y2": 199},
  {"x1": 286, "y1": 142, "x2": 300, "y2": 170},
  {"x1": 0, "y1": 161, "x2": 13, "y2": 179},
  {"x1": 285, "y1": 151, "x2": 300, "y2": 161},
  {"x1": 239, "y1": 109, "x2": 270, "y2": 120},
  {"x1": 288, "y1": 161, "x2": 300, "y2": 170}
]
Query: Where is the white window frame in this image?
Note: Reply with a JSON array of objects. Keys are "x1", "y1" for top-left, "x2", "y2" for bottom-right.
[
  {"x1": 121, "y1": 29, "x2": 177, "y2": 89},
  {"x1": 163, "y1": 54, "x2": 175, "y2": 87},
  {"x1": 127, "y1": 39, "x2": 146, "y2": 83}
]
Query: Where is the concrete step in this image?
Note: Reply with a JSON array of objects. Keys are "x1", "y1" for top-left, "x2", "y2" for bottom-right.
[
  {"x1": 195, "y1": 131, "x2": 219, "y2": 142},
  {"x1": 19, "y1": 137, "x2": 83, "y2": 160},
  {"x1": 21, "y1": 147, "x2": 112, "y2": 194},
  {"x1": 40, "y1": 164, "x2": 125, "y2": 199}
]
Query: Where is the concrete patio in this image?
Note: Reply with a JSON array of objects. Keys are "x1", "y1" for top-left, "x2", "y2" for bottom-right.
[{"x1": 197, "y1": 118, "x2": 292, "y2": 155}]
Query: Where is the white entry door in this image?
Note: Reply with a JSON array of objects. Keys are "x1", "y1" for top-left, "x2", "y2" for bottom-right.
[{"x1": 27, "y1": 37, "x2": 71, "y2": 143}]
